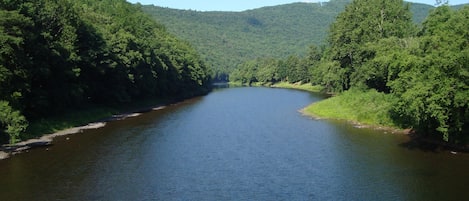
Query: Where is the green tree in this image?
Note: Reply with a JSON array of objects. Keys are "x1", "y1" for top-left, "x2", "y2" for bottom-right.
[
  {"x1": 326, "y1": 0, "x2": 414, "y2": 91},
  {"x1": 0, "y1": 9, "x2": 33, "y2": 110},
  {"x1": 353, "y1": 37, "x2": 420, "y2": 92},
  {"x1": 0, "y1": 0, "x2": 212, "y2": 142},
  {"x1": 390, "y1": 6, "x2": 469, "y2": 142},
  {"x1": 255, "y1": 58, "x2": 279, "y2": 83},
  {"x1": 311, "y1": 60, "x2": 345, "y2": 92},
  {"x1": 0, "y1": 101, "x2": 27, "y2": 144},
  {"x1": 284, "y1": 55, "x2": 310, "y2": 83}
]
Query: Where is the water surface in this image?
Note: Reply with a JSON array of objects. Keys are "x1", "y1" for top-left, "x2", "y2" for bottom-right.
[{"x1": 0, "y1": 87, "x2": 468, "y2": 200}]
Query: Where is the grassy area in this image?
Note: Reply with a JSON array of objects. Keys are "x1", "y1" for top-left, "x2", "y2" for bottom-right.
[
  {"x1": 227, "y1": 81, "x2": 245, "y2": 87},
  {"x1": 271, "y1": 82, "x2": 324, "y2": 93},
  {"x1": 23, "y1": 98, "x2": 171, "y2": 140},
  {"x1": 303, "y1": 89, "x2": 400, "y2": 128},
  {"x1": 228, "y1": 81, "x2": 324, "y2": 93}
]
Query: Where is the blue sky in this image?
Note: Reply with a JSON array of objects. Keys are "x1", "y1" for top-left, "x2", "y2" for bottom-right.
[{"x1": 126, "y1": 0, "x2": 469, "y2": 11}]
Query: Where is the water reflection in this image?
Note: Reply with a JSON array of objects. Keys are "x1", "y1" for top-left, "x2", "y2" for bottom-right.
[{"x1": 0, "y1": 87, "x2": 468, "y2": 200}]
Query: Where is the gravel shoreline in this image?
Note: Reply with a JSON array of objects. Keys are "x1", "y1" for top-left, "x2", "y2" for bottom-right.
[{"x1": 0, "y1": 105, "x2": 167, "y2": 160}]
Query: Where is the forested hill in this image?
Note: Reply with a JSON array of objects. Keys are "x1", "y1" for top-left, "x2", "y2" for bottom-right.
[
  {"x1": 0, "y1": 0, "x2": 211, "y2": 143},
  {"x1": 142, "y1": 0, "x2": 440, "y2": 80}
]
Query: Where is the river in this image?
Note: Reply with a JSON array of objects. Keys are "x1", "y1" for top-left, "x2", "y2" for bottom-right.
[{"x1": 0, "y1": 87, "x2": 468, "y2": 200}]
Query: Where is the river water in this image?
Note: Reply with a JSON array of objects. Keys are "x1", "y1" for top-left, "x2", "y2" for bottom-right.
[{"x1": 1, "y1": 87, "x2": 468, "y2": 200}]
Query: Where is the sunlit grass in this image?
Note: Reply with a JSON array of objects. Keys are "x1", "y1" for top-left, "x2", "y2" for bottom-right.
[
  {"x1": 228, "y1": 81, "x2": 324, "y2": 93},
  {"x1": 303, "y1": 89, "x2": 399, "y2": 128},
  {"x1": 271, "y1": 82, "x2": 324, "y2": 93}
]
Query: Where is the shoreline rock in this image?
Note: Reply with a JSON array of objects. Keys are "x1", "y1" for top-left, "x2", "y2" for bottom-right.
[
  {"x1": 0, "y1": 122, "x2": 107, "y2": 159},
  {"x1": 0, "y1": 104, "x2": 169, "y2": 160}
]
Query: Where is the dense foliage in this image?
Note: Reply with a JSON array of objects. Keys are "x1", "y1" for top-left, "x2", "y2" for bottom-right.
[
  {"x1": 1, "y1": 0, "x2": 467, "y2": 146},
  {"x1": 142, "y1": 0, "x2": 436, "y2": 81},
  {"x1": 313, "y1": 1, "x2": 469, "y2": 144},
  {"x1": 324, "y1": 0, "x2": 414, "y2": 92},
  {"x1": 0, "y1": 0, "x2": 211, "y2": 143},
  {"x1": 230, "y1": 45, "x2": 321, "y2": 85},
  {"x1": 142, "y1": 2, "x2": 344, "y2": 81},
  {"x1": 228, "y1": 0, "x2": 469, "y2": 144},
  {"x1": 0, "y1": 101, "x2": 27, "y2": 144},
  {"x1": 389, "y1": 6, "x2": 469, "y2": 142}
]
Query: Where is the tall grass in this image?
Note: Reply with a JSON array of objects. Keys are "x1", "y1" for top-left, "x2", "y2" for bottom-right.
[
  {"x1": 228, "y1": 81, "x2": 324, "y2": 93},
  {"x1": 271, "y1": 82, "x2": 324, "y2": 93},
  {"x1": 303, "y1": 89, "x2": 399, "y2": 128}
]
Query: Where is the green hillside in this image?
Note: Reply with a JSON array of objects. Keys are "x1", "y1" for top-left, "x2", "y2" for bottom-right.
[
  {"x1": 142, "y1": 0, "x2": 463, "y2": 80},
  {"x1": 0, "y1": 0, "x2": 212, "y2": 143},
  {"x1": 143, "y1": 1, "x2": 350, "y2": 80}
]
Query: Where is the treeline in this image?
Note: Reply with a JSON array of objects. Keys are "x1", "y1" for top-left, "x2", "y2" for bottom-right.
[
  {"x1": 230, "y1": 46, "x2": 320, "y2": 84},
  {"x1": 0, "y1": 0, "x2": 212, "y2": 143},
  {"x1": 143, "y1": 0, "x2": 438, "y2": 81},
  {"x1": 233, "y1": 0, "x2": 469, "y2": 144},
  {"x1": 142, "y1": 1, "x2": 351, "y2": 81}
]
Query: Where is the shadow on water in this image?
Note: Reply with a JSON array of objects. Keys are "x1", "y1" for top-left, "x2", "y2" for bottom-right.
[
  {"x1": 399, "y1": 134, "x2": 441, "y2": 153},
  {"x1": 399, "y1": 132, "x2": 469, "y2": 153},
  {"x1": 1, "y1": 87, "x2": 469, "y2": 201}
]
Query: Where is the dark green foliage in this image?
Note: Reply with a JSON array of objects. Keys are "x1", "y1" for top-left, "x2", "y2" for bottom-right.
[
  {"x1": 389, "y1": 6, "x2": 469, "y2": 143},
  {"x1": 143, "y1": 1, "x2": 349, "y2": 80},
  {"x1": 141, "y1": 0, "x2": 443, "y2": 81},
  {"x1": 311, "y1": 60, "x2": 345, "y2": 92},
  {"x1": 230, "y1": 59, "x2": 259, "y2": 84},
  {"x1": 325, "y1": 0, "x2": 414, "y2": 91},
  {"x1": 230, "y1": 54, "x2": 312, "y2": 85},
  {"x1": 310, "y1": 1, "x2": 469, "y2": 143},
  {"x1": 0, "y1": 0, "x2": 211, "y2": 143},
  {"x1": 352, "y1": 37, "x2": 420, "y2": 93},
  {"x1": 0, "y1": 101, "x2": 27, "y2": 144},
  {"x1": 0, "y1": 9, "x2": 33, "y2": 109}
]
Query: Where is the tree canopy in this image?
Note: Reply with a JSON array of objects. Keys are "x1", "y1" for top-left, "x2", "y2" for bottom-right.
[
  {"x1": 142, "y1": 0, "x2": 439, "y2": 81},
  {"x1": 0, "y1": 0, "x2": 212, "y2": 143},
  {"x1": 313, "y1": 2, "x2": 469, "y2": 143},
  {"x1": 227, "y1": 0, "x2": 469, "y2": 144}
]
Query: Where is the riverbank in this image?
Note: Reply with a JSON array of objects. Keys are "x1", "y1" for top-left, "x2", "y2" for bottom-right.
[
  {"x1": 301, "y1": 89, "x2": 410, "y2": 134},
  {"x1": 228, "y1": 81, "x2": 324, "y2": 93},
  {"x1": 300, "y1": 89, "x2": 469, "y2": 152},
  {"x1": 267, "y1": 82, "x2": 401, "y2": 133},
  {"x1": 255, "y1": 83, "x2": 402, "y2": 133},
  {"x1": 270, "y1": 82, "x2": 324, "y2": 93},
  {"x1": 0, "y1": 100, "x2": 174, "y2": 160}
]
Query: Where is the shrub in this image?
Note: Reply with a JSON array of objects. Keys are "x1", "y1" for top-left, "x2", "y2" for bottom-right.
[{"x1": 0, "y1": 101, "x2": 28, "y2": 144}]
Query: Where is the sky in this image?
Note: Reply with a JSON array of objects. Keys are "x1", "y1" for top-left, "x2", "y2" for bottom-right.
[{"x1": 126, "y1": 0, "x2": 469, "y2": 11}]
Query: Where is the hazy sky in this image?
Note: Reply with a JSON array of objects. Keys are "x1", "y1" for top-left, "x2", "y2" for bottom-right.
[{"x1": 126, "y1": 0, "x2": 469, "y2": 11}]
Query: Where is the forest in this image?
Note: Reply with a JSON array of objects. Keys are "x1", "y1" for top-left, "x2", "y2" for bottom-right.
[
  {"x1": 1, "y1": 0, "x2": 468, "y2": 146},
  {"x1": 232, "y1": 0, "x2": 469, "y2": 145},
  {"x1": 0, "y1": 0, "x2": 212, "y2": 144},
  {"x1": 143, "y1": 0, "x2": 442, "y2": 81}
]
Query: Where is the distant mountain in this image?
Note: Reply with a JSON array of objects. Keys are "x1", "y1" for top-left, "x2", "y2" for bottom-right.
[{"x1": 141, "y1": 0, "x2": 464, "y2": 79}]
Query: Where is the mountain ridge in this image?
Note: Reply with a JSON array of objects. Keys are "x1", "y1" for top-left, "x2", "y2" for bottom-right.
[{"x1": 141, "y1": 0, "x2": 466, "y2": 80}]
